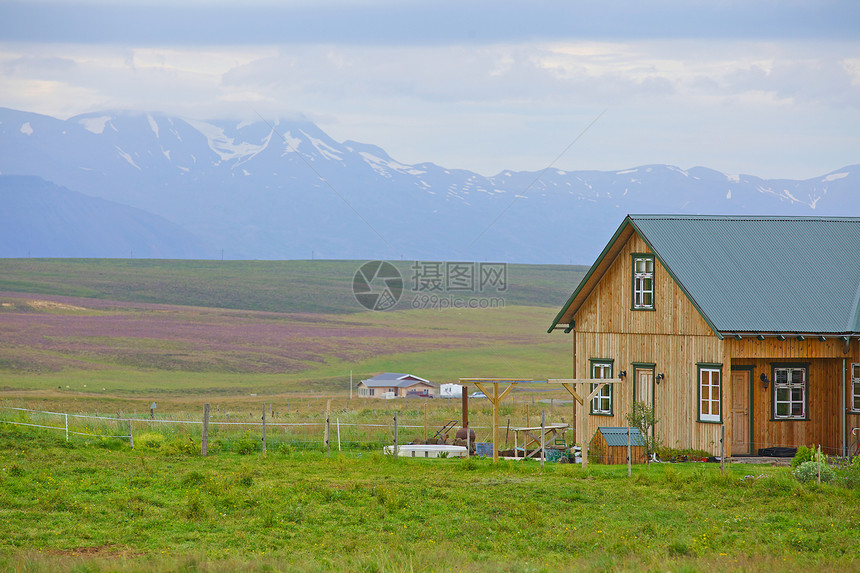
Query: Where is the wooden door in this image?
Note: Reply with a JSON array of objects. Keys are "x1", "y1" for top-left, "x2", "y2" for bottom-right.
[
  {"x1": 731, "y1": 370, "x2": 751, "y2": 455},
  {"x1": 634, "y1": 368, "x2": 653, "y2": 408}
]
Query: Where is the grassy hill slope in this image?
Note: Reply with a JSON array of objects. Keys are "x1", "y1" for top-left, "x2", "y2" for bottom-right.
[
  {"x1": 0, "y1": 259, "x2": 586, "y2": 396},
  {"x1": 0, "y1": 259, "x2": 586, "y2": 314}
]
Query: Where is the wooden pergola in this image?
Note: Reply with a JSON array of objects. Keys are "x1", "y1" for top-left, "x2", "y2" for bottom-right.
[{"x1": 459, "y1": 378, "x2": 624, "y2": 468}]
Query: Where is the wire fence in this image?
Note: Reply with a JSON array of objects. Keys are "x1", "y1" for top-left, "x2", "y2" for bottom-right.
[
  {"x1": 3, "y1": 404, "x2": 849, "y2": 460},
  {"x1": 0, "y1": 405, "x2": 503, "y2": 455}
]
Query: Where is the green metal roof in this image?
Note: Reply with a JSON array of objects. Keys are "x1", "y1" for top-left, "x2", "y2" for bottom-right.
[{"x1": 550, "y1": 215, "x2": 860, "y2": 335}]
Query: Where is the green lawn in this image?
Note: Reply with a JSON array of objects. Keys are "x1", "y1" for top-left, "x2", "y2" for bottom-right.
[{"x1": 1, "y1": 423, "x2": 859, "y2": 572}]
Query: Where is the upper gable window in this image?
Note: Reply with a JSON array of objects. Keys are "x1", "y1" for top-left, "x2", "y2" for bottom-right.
[{"x1": 632, "y1": 255, "x2": 655, "y2": 310}]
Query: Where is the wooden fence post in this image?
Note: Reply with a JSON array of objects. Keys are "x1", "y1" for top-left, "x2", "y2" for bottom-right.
[
  {"x1": 325, "y1": 400, "x2": 331, "y2": 457},
  {"x1": 393, "y1": 411, "x2": 399, "y2": 457},
  {"x1": 720, "y1": 425, "x2": 726, "y2": 476},
  {"x1": 201, "y1": 403, "x2": 209, "y2": 456},
  {"x1": 817, "y1": 444, "x2": 822, "y2": 485},
  {"x1": 627, "y1": 426, "x2": 631, "y2": 478},
  {"x1": 540, "y1": 410, "x2": 546, "y2": 469},
  {"x1": 261, "y1": 403, "x2": 267, "y2": 455}
]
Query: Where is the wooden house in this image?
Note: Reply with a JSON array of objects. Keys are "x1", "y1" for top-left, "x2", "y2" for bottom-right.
[
  {"x1": 589, "y1": 427, "x2": 647, "y2": 465},
  {"x1": 357, "y1": 373, "x2": 436, "y2": 398},
  {"x1": 548, "y1": 215, "x2": 860, "y2": 457}
]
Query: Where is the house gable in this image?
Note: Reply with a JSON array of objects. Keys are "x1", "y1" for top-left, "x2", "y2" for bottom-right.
[{"x1": 551, "y1": 217, "x2": 716, "y2": 338}]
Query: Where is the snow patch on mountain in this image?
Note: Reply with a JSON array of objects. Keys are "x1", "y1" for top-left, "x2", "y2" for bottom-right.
[
  {"x1": 359, "y1": 151, "x2": 426, "y2": 177},
  {"x1": 304, "y1": 132, "x2": 343, "y2": 161},
  {"x1": 823, "y1": 172, "x2": 848, "y2": 182},
  {"x1": 186, "y1": 119, "x2": 266, "y2": 161},
  {"x1": 147, "y1": 115, "x2": 159, "y2": 139},
  {"x1": 79, "y1": 116, "x2": 111, "y2": 134},
  {"x1": 20, "y1": 122, "x2": 33, "y2": 135},
  {"x1": 115, "y1": 146, "x2": 141, "y2": 170},
  {"x1": 279, "y1": 131, "x2": 302, "y2": 154},
  {"x1": 782, "y1": 189, "x2": 802, "y2": 204}
]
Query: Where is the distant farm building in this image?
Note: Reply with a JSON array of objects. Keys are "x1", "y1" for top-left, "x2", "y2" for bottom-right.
[
  {"x1": 357, "y1": 373, "x2": 436, "y2": 398},
  {"x1": 439, "y1": 383, "x2": 463, "y2": 398}
]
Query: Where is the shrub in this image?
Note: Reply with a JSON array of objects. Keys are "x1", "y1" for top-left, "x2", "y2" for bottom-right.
[
  {"x1": 791, "y1": 445, "x2": 815, "y2": 468},
  {"x1": 656, "y1": 447, "x2": 713, "y2": 462},
  {"x1": 838, "y1": 455, "x2": 860, "y2": 489},
  {"x1": 233, "y1": 433, "x2": 258, "y2": 455},
  {"x1": 136, "y1": 432, "x2": 165, "y2": 450},
  {"x1": 794, "y1": 460, "x2": 835, "y2": 484},
  {"x1": 166, "y1": 436, "x2": 198, "y2": 456},
  {"x1": 97, "y1": 438, "x2": 126, "y2": 451},
  {"x1": 626, "y1": 401, "x2": 661, "y2": 462}
]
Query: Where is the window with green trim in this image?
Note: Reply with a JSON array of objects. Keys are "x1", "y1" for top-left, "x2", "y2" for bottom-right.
[
  {"x1": 773, "y1": 366, "x2": 807, "y2": 419},
  {"x1": 698, "y1": 366, "x2": 721, "y2": 423},
  {"x1": 632, "y1": 255, "x2": 654, "y2": 310},
  {"x1": 590, "y1": 360, "x2": 613, "y2": 415},
  {"x1": 853, "y1": 364, "x2": 860, "y2": 412}
]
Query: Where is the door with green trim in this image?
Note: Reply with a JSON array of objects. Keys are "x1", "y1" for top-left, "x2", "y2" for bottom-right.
[{"x1": 634, "y1": 367, "x2": 654, "y2": 410}]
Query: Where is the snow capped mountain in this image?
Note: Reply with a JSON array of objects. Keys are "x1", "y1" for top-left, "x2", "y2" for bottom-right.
[{"x1": 0, "y1": 107, "x2": 857, "y2": 263}]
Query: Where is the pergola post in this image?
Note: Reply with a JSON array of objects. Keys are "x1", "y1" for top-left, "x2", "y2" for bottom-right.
[{"x1": 461, "y1": 378, "x2": 623, "y2": 465}]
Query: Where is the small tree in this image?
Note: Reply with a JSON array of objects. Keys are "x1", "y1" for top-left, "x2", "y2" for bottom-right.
[{"x1": 626, "y1": 401, "x2": 661, "y2": 464}]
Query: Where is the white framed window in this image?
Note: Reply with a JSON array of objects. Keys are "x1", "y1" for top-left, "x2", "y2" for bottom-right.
[
  {"x1": 632, "y1": 255, "x2": 654, "y2": 310},
  {"x1": 773, "y1": 366, "x2": 807, "y2": 420},
  {"x1": 590, "y1": 360, "x2": 613, "y2": 415},
  {"x1": 698, "y1": 365, "x2": 721, "y2": 423},
  {"x1": 853, "y1": 364, "x2": 860, "y2": 412}
]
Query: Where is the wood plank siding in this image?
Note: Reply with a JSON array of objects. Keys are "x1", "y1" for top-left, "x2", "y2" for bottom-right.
[
  {"x1": 572, "y1": 230, "x2": 860, "y2": 457},
  {"x1": 729, "y1": 340, "x2": 860, "y2": 456}
]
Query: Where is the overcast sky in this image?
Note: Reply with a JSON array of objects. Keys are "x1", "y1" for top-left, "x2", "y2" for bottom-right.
[{"x1": 1, "y1": 0, "x2": 858, "y2": 179}]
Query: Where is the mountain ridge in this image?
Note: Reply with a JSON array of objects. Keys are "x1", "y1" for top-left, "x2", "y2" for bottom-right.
[{"x1": 1, "y1": 107, "x2": 856, "y2": 263}]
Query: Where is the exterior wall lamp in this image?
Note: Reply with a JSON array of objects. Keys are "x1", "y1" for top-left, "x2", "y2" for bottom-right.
[
  {"x1": 618, "y1": 370, "x2": 627, "y2": 379},
  {"x1": 655, "y1": 373, "x2": 665, "y2": 384},
  {"x1": 760, "y1": 373, "x2": 770, "y2": 390}
]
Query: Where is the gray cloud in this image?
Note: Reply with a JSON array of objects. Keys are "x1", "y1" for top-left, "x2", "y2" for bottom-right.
[{"x1": 0, "y1": 2, "x2": 857, "y2": 179}]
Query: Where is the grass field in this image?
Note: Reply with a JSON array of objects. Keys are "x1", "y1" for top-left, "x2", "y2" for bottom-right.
[
  {"x1": 2, "y1": 259, "x2": 860, "y2": 571},
  {"x1": 0, "y1": 258, "x2": 581, "y2": 396},
  {"x1": 1, "y1": 422, "x2": 859, "y2": 572},
  {"x1": 0, "y1": 259, "x2": 587, "y2": 314}
]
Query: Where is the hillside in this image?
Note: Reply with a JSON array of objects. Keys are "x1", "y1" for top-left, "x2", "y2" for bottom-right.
[
  {"x1": 0, "y1": 259, "x2": 585, "y2": 394},
  {"x1": 0, "y1": 259, "x2": 586, "y2": 314},
  {"x1": 0, "y1": 175, "x2": 214, "y2": 259}
]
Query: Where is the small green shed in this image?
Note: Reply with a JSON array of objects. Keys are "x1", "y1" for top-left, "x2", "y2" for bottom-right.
[{"x1": 589, "y1": 427, "x2": 646, "y2": 465}]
